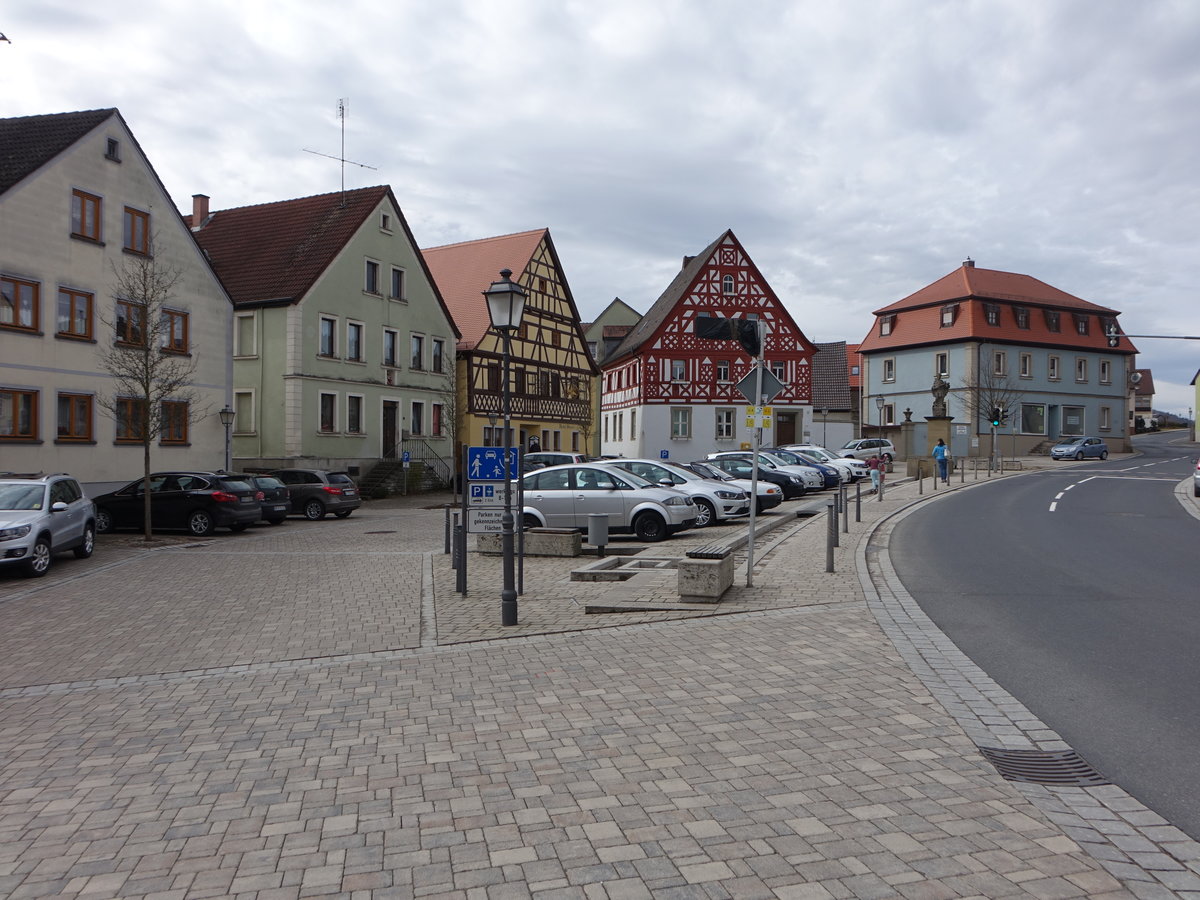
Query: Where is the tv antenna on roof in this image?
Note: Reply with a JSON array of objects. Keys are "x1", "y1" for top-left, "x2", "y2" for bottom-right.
[{"x1": 302, "y1": 98, "x2": 377, "y2": 206}]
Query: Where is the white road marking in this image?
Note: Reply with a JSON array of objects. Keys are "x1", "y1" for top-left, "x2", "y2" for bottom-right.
[
  {"x1": 1049, "y1": 501, "x2": 1057, "y2": 512},
  {"x1": 1055, "y1": 492, "x2": 1065, "y2": 500}
]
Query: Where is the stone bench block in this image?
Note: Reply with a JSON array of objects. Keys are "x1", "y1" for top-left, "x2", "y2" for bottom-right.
[
  {"x1": 477, "y1": 528, "x2": 582, "y2": 557},
  {"x1": 677, "y1": 554, "x2": 735, "y2": 603}
]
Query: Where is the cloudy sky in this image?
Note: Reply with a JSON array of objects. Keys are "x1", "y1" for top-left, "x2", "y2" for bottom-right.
[{"x1": 6, "y1": 0, "x2": 1199, "y2": 414}]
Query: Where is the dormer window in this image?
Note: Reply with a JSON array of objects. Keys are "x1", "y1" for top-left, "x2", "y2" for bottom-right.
[
  {"x1": 105, "y1": 139, "x2": 121, "y2": 162},
  {"x1": 1044, "y1": 310, "x2": 1061, "y2": 332},
  {"x1": 879, "y1": 314, "x2": 896, "y2": 336},
  {"x1": 940, "y1": 304, "x2": 958, "y2": 327},
  {"x1": 1013, "y1": 306, "x2": 1030, "y2": 329},
  {"x1": 1073, "y1": 314, "x2": 1089, "y2": 336},
  {"x1": 983, "y1": 303, "x2": 1000, "y2": 326}
]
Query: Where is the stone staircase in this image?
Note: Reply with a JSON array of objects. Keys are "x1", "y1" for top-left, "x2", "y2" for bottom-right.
[{"x1": 359, "y1": 458, "x2": 448, "y2": 498}]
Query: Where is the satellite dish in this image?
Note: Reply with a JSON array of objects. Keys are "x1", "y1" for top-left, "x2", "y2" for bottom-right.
[{"x1": 1129, "y1": 372, "x2": 1142, "y2": 384}]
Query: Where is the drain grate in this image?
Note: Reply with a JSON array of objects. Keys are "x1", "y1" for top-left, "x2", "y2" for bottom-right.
[
  {"x1": 978, "y1": 746, "x2": 1110, "y2": 786},
  {"x1": 364, "y1": 530, "x2": 397, "y2": 534}
]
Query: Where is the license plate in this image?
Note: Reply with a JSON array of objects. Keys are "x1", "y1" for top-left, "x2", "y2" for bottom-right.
[
  {"x1": 344, "y1": 489, "x2": 357, "y2": 497},
  {"x1": 240, "y1": 496, "x2": 252, "y2": 503},
  {"x1": 268, "y1": 504, "x2": 287, "y2": 513}
]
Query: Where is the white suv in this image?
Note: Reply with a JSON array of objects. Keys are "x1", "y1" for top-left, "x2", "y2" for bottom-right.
[
  {"x1": 604, "y1": 459, "x2": 750, "y2": 527},
  {"x1": 784, "y1": 445, "x2": 871, "y2": 482},
  {"x1": 839, "y1": 438, "x2": 897, "y2": 462},
  {"x1": 0, "y1": 473, "x2": 96, "y2": 577}
]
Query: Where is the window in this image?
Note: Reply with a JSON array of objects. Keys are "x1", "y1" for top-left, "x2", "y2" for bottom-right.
[
  {"x1": 1044, "y1": 310, "x2": 1061, "y2": 332},
  {"x1": 2, "y1": 276, "x2": 39, "y2": 332},
  {"x1": 616, "y1": 413, "x2": 623, "y2": 441},
  {"x1": 993, "y1": 351, "x2": 1007, "y2": 376},
  {"x1": 411, "y1": 334, "x2": 425, "y2": 370},
  {"x1": 882, "y1": 358, "x2": 895, "y2": 383},
  {"x1": 55, "y1": 288, "x2": 93, "y2": 339},
  {"x1": 234, "y1": 313, "x2": 256, "y2": 357},
  {"x1": 383, "y1": 329, "x2": 398, "y2": 367},
  {"x1": 365, "y1": 260, "x2": 380, "y2": 294},
  {"x1": 940, "y1": 304, "x2": 958, "y2": 327},
  {"x1": 380, "y1": 213, "x2": 392, "y2": 231},
  {"x1": 123, "y1": 207, "x2": 150, "y2": 254},
  {"x1": 233, "y1": 391, "x2": 254, "y2": 434},
  {"x1": 1075, "y1": 358, "x2": 1087, "y2": 382},
  {"x1": 934, "y1": 353, "x2": 948, "y2": 377},
  {"x1": 1061, "y1": 406, "x2": 1084, "y2": 436},
  {"x1": 879, "y1": 315, "x2": 895, "y2": 336},
  {"x1": 670, "y1": 407, "x2": 691, "y2": 439},
  {"x1": 1048, "y1": 356, "x2": 1060, "y2": 380},
  {"x1": 319, "y1": 316, "x2": 337, "y2": 357},
  {"x1": 57, "y1": 393, "x2": 92, "y2": 441},
  {"x1": 716, "y1": 360, "x2": 730, "y2": 382},
  {"x1": 390, "y1": 267, "x2": 406, "y2": 301},
  {"x1": 770, "y1": 361, "x2": 786, "y2": 380},
  {"x1": 105, "y1": 138, "x2": 121, "y2": 161},
  {"x1": 671, "y1": 359, "x2": 687, "y2": 381},
  {"x1": 1019, "y1": 353, "x2": 1032, "y2": 378},
  {"x1": 347, "y1": 321, "x2": 364, "y2": 362},
  {"x1": 432, "y1": 338, "x2": 445, "y2": 373},
  {"x1": 883, "y1": 404, "x2": 895, "y2": 426},
  {"x1": 603, "y1": 415, "x2": 609, "y2": 443},
  {"x1": 721, "y1": 274, "x2": 735, "y2": 295},
  {"x1": 432, "y1": 403, "x2": 443, "y2": 437},
  {"x1": 716, "y1": 408, "x2": 735, "y2": 440},
  {"x1": 1013, "y1": 306, "x2": 1030, "y2": 329},
  {"x1": 1, "y1": 388, "x2": 37, "y2": 439},
  {"x1": 115, "y1": 397, "x2": 146, "y2": 442},
  {"x1": 1021, "y1": 404, "x2": 1046, "y2": 435},
  {"x1": 983, "y1": 303, "x2": 1000, "y2": 326},
  {"x1": 410, "y1": 401, "x2": 425, "y2": 436},
  {"x1": 115, "y1": 300, "x2": 147, "y2": 345},
  {"x1": 161, "y1": 401, "x2": 188, "y2": 444},
  {"x1": 571, "y1": 431, "x2": 580, "y2": 452},
  {"x1": 71, "y1": 190, "x2": 101, "y2": 240},
  {"x1": 347, "y1": 395, "x2": 363, "y2": 434},
  {"x1": 162, "y1": 309, "x2": 188, "y2": 353},
  {"x1": 629, "y1": 410, "x2": 636, "y2": 438},
  {"x1": 1073, "y1": 314, "x2": 1089, "y2": 336},
  {"x1": 1100, "y1": 406, "x2": 1112, "y2": 430},
  {"x1": 319, "y1": 393, "x2": 337, "y2": 432},
  {"x1": 1100, "y1": 360, "x2": 1112, "y2": 384}
]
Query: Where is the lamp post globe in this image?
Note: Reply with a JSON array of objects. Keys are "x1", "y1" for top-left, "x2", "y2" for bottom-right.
[{"x1": 218, "y1": 406, "x2": 235, "y2": 472}]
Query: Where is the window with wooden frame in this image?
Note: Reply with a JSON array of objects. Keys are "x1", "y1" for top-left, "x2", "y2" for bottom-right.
[
  {"x1": 346, "y1": 395, "x2": 364, "y2": 434},
  {"x1": 56, "y1": 392, "x2": 93, "y2": 441},
  {"x1": 390, "y1": 267, "x2": 406, "y2": 301},
  {"x1": 161, "y1": 309, "x2": 188, "y2": 353},
  {"x1": 1, "y1": 388, "x2": 38, "y2": 440},
  {"x1": 1044, "y1": 310, "x2": 1061, "y2": 332},
  {"x1": 770, "y1": 361, "x2": 786, "y2": 380},
  {"x1": 123, "y1": 207, "x2": 150, "y2": 254},
  {"x1": 883, "y1": 403, "x2": 895, "y2": 426},
  {"x1": 940, "y1": 304, "x2": 958, "y2": 327},
  {"x1": 319, "y1": 392, "x2": 337, "y2": 433},
  {"x1": 55, "y1": 288, "x2": 93, "y2": 339},
  {"x1": 934, "y1": 352, "x2": 948, "y2": 377},
  {"x1": 160, "y1": 400, "x2": 188, "y2": 444},
  {"x1": 670, "y1": 359, "x2": 687, "y2": 381},
  {"x1": 571, "y1": 431, "x2": 579, "y2": 452},
  {"x1": 115, "y1": 299, "x2": 147, "y2": 345},
  {"x1": 2, "y1": 275, "x2": 40, "y2": 332},
  {"x1": 411, "y1": 334, "x2": 425, "y2": 370},
  {"x1": 432, "y1": 403, "x2": 443, "y2": 437},
  {"x1": 115, "y1": 397, "x2": 146, "y2": 442},
  {"x1": 486, "y1": 363, "x2": 500, "y2": 392},
  {"x1": 410, "y1": 401, "x2": 425, "y2": 436},
  {"x1": 365, "y1": 260, "x2": 380, "y2": 295},
  {"x1": 71, "y1": 189, "x2": 101, "y2": 241},
  {"x1": 882, "y1": 357, "x2": 896, "y2": 383},
  {"x1": 879, "y1": 315, "x2": 895, "y2": 336},
  {"x1": 983, "y1": 303, "x2": 1000, "y2": 326}
]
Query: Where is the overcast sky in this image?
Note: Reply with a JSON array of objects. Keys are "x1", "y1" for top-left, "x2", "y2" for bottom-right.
[{"x1": 6, "y1": 0, "x2": 1199, "y2": 414}]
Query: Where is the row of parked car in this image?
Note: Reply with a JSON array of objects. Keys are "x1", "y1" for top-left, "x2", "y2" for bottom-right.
[{"x1": 0, "y1": 468, "x2": 362, "y2": 578}]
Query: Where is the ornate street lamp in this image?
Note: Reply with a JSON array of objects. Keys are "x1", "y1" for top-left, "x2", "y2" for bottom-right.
[
  {"x1": 875, "y1": 395, "x2": 885, "y2": 434},
  {"x1": 483, "y1": 269, "x2": 526, "y2": 626},
  {"x1": 218, "y1": 405, "x2": 235, "y2": 472}
]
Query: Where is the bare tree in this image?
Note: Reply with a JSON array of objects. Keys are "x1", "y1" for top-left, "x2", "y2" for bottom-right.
[
  {"x1": 957, "y1": 362, "x2": 1025, "y2": 463},
  {"x1": 96, "y1": 244, "x2": 206, "y2": 539}
]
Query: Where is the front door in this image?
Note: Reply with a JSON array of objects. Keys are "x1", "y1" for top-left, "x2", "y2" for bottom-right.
[
  {"x1": 382, "y1": 401, "x2": 398, "y2": 458},
  {"x1": 777, "y1": 411, "x2": 797, "y2": 445}
]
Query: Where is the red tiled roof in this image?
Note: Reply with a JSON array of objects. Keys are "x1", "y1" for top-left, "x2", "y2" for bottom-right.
[
  {"x1": 846, "y1": 343, "x2": 862, "y2": 388},
  {"x1": 858, "y1": 264, "x2": 1136, "y2": 355},
  {"x1": 1133, "y1": 369, "x2": 1155, "y2": 395},
  {"x1": 421, "y1": 229, "x2": 547, "y2": 351}
]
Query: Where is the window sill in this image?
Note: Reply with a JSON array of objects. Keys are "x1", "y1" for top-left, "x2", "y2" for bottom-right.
[
  {"x1": 346, "y1": 358, "x2": 367, "y2": 366},
  {"x1": 363, "y1": 290, "x2": 383, "y2": 298},
  {"x1": 0, "y1": 437, "x2": 41, "y2": 444},
  {"x1": 159, "y1": 442, "x2": 191, "y2": 447},
  {"x1": 233, "y1": 354, "x2": 259, "y2": 360},
  {"x1": 0, "y1": 325, "x2": 44, "y2": 336},
  {"x1": 55, "y1": 333, "x2": 96, "y2": 343},
  {"x1": 54, "y1": 438, "x2": 97, "y2": 445},
  {"x1": 388, "y1": 296, "x2": 408, "y2": 303},
  {"x1": 70, "y1": 234, "x2": 104, "y2": 247},
  {"x1": 122, "y1": 248, "x2": 152, "y2": 258},
  {"x1": 317, "y1": 354, "x2": 341, "y2": 361}
]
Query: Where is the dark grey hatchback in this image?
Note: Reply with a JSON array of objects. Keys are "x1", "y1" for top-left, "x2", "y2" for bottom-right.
[
  {"x1": 234, "y1": 474, "x2": 291, "y2": 525},
  {"x1": 268, "y1": 469, "x2": 361, "y2": 520}
]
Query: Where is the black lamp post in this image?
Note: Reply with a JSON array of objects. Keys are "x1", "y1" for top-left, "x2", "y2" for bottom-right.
[
  {"x1": 821, "y1": 407, "x2": 829, "y2": 446},
  {"x1": 218, "y1": 405, "x2": 235, "y2": 472},
  {"x1": 483, "y1": 269, "x2": 526, "y2": 626},
  {"x1": 875, "y1": 396, "x2": 885, "y2": 434}
]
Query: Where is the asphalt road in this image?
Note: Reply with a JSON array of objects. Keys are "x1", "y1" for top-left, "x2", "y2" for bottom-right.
[{"x1": 889, "y1": 432, "x2": 1200, "y2": 840}]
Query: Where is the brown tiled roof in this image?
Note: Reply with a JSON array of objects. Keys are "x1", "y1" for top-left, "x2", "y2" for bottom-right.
[
  {"x1": 846, "y1": 343, "x2": 862, "y2": 388},
  {"x1": 1133, "y1": 369, "x2": 1155, "y2": 395},
  {"x1": 421, "y1": 229, "x2": 548, "y2": 351},
  {"x1": 858, "y1": 263, "x2": 1137, "y2": 355},
  {"x1": 812, "y1": 341, "x2": 851, "y2": 409},
  {"x1": 0, "y1": 108, "x2": 117, "y2": 194},
  {"x1": 602, "y1": 324, "x2": 633, "y2": 338}
]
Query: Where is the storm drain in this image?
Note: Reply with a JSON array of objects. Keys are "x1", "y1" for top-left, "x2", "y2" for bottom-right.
[
  {"x1": 978, "y1": 746, "x2": 1110, "y2": 786},
  {"x1": 364, "y1": 530, "x2": 397, "y2": 534}
]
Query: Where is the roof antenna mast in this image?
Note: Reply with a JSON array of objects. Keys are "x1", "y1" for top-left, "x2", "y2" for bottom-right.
[{"x1": 301, "y1": 98, "x2": 377, "y2": 207}]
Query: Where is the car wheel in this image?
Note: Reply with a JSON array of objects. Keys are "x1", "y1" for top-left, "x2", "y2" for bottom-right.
[
  {"x1": 187, "y1": 510, "x2": 216, "y2": 537},
  {"x1": 633, "y1": 511, "x2": 668, "y2": 542},
  {"x1": 1075, "y1": 451, "x2": 1084, "y2": 461},
  {"x1": 73, "y1": 524, "x2": 95, "y2": 559},
  {"x1": 95, "y1": 508, "x2": 113, "y2": 534},
  {"x1": 229, "y1": 523, "x2": 250, "y2": 533},
  {"x1": 693, "y1": 499, "x2": 716, "y2": 527},
  {"x1": 522, "y1": 513, "x2": 540, "y2": 530},
  {"x1": 1100, "y1": 451, "x2": 1108, "y2": 460},
  {"x1": 333, "y1": 510, "x2": 353, "y2": 518},
  {"x1": 23, "y1": 535, "x2": 52, "y2": 577},
  {"x1": 303, "y1": 499, "x2": 326, "y2": 520},
  {"x1": 266, "y1": 518, "x2": 286, "y2": 526}
]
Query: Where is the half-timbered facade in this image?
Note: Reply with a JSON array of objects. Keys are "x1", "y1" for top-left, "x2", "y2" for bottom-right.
[
  {"x1": 422, "y1": 229, "x2": 597, "y2": 463},
  {"x1": 600, "y1": 230, "x2": 818, "y2": 457}
]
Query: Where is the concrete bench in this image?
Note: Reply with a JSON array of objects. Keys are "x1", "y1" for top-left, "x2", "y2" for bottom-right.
[
  {"x1": 678, "y1": 544, "x2": 735, "y2": 602},
  {"x1": 477, "y1": 528, "x2": 581, "y2": 557}
]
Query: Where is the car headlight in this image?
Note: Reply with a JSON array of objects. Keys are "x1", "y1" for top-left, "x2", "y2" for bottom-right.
[
  {"x1": 663, "y1": 496, "x2": 688, "y2": 506},
  {"x1": 789, "y1": 475, "x2": 803, "y2": 483},
  {"x1": 715, "y1": 490, "x2": 742, "y2": 499},
  {"x1": 0, "y1": 524, "x2": 32, "y2": 542}
]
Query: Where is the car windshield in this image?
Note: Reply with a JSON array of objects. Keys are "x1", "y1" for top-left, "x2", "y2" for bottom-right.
[
  {"x1": 0, "y1": 484, "x2": 44, "y2": 510},
  {"x1": 691, "y1": 463, "x2": 733, "y2": 481},
  {"x1": 1057, "y1": 438, "x2": 1084, "y2": 446},
  {"x1": 602, "y1": 467, "x2": 651, "y2": 488},
  {"x1": 802, "y1": 447, "x2": 836, "y2": 462}
]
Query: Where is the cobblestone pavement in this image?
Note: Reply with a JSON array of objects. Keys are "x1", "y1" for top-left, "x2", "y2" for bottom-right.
[{"x1": 1, "y1": 458, "x2": 1198, "y2": 898}]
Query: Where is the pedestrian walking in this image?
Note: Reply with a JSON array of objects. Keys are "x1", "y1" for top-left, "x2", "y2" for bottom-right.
[
  {"x1": 933, "y1": 438, "x2": 949, "y2": 483},
  {"x1": 867, "y1": 453, "x2": 881, "y2": 493}
]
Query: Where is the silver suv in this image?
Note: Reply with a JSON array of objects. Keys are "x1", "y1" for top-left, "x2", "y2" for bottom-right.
[
  {"x1": 839, "y1": 438, "x2": 897, "y2": 462},
  {"x1": 604, "y1": 458, "x2": 749, "y2": 527},
  {"x1": 0, "y1": 473, "x2": 96, "y2": 577}
]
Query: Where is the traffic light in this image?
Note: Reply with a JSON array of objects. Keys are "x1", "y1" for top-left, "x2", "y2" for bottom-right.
[
  {"x1": 1000, "y1": 408, "x2": 1009, "y2": 425},
  {"x1": 1106, "y1": 323, "x2": 1120, "y2": 348},
  {"x1": 990, "y1": 407, "x2": 1001, "y2": 427}
]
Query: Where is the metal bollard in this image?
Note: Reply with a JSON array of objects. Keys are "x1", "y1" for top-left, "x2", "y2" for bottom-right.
[
  {"x1": 454, "y1": 525, "x2": 466, "y2": 594},
  {"x1": 831, "y1": 495, "x2": 839, "y2": 547},
  {"x1": 878, "y1": 475, "x2": 885, "y2": 501},
  {"x1": 842, "y1": 483, "x2": 849, "y2": 533},
  {"x1": 918, "y1": 460, "x2": 924, "y2": 495},
  {"x1": 587, "y1": 513, "x2": 609, "y2": 558},
  {"x1": 826, "y1": 501, "x2": 835, "y2": 572},
  {"x1": 854, "y1": 480, "x2": 861, "y2": 523},
  {"x1": 444, "y1": 506, "x2": 452, "y2": 554}
]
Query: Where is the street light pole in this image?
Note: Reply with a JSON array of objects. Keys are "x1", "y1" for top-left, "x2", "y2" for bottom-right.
[
  {"x1": 822, "y1": 407, "x2": 828, "y2": 446},
  {"x1": 218, "y1": 406, "x2": 235, "y2": 472},
  {"x1": 483, "y1": 269, "x2": 527, "y2": 627},
  {"x1": 875, "y1": 395, "x2": 885, "y2": 435}
]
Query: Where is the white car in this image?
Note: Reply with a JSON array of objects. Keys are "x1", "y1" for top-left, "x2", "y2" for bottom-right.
[
  {"x1": 605, "y1": 459, "x2": 751, "y2": 527},
  {"x1": 681, "y1": 460, "x2": 784, "y2": 513},
  {"x1": 707, "y1": 451, "x2": 826, "y2": 491},
  {"x1": 783, "y1": 445, "x2": 871, "y2": 482},
  {"x1": 839, "y1": 438, "x2": 897, "y2": 462}
]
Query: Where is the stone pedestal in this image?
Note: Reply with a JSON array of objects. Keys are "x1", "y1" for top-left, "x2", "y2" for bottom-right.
[{"x1": 918, "y1": 416, "x2": 954, "y2": 479}]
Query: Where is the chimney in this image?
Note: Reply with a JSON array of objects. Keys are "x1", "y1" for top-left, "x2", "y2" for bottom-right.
[
  {"x1": 963, "y1": 257, "x2": 975, "y2": 268},
  {"x1": 191, "y1": 194, "x2": 210, "y2": 231},
  {"x1": 682, "y1": 255, "x2": 695, "y2": 269}
]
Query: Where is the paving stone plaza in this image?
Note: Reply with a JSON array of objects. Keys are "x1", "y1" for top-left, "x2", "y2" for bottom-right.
[{"x1": 2, "y1": 464, "x2": 1199, "y2": 899}]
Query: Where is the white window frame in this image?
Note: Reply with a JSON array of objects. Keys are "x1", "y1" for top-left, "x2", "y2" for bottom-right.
[
  {"x1": 390, "y1": 267, "x2": 406, "y2": 301},
  {"x1": 234, "y1": 312, "x2": 257, "y2": 358},
  {"x1": 318, "y1": 315, "x2": 337, "y2": 358},
  {"x1": 318, "y1": 391, "x2": 338, "y2": 433},
  {"x1": 1048, "y1": 355, "x2": 1060, "y2": 381},
  {"x1": 410, "y1": 400, "x2": 425, "y2": 436},
  {"x1": 233, "y1": 390, "x2": 255, "y2": 435},
  {"x1": 383, "y1": 328, "x2": 398, "y2": 368},
  {"x1": 1019, "y1": 352, "x2": 1032, "y2": 378},
  {"x1": 411, "y1": 333, "x2": 425, "y2": 370},
  {"x1": 882, "y1": 358, "x2": 896, "y2": 383},
  {"x1": 670, "y1": 359, "x2": 687, "y2": 382},
  {"x1": 346, "y1": 320, "x2": 365, "y2": 363},
  {"x1": 1099, "y1": 406, "x2": 1112, "y2": 431},
  {"x1": 670, "y1": 407, "x2": 691, "y2": 439},
  {"x1": 346, "y1": 393, "x2": 364, "y2": 434},
  {"x1": 603, "y1": 414, "x2": 609, "y2": 443},
  {"x1": 934, "y1": 352, "x2": 948, "y2": 377},
  {"x1": 629, "y1": 410, "x2": 636, "y2": 439},
  {"x1": 883, "y1": 403, "x2": 895, "y2": 426},
  {"x1": 380, "y1": 213, "x2": 393, "y2": 232},
  {"x1": 432, "y1": 337, "x2": 446, "y2": 374},
  {"x1": 1075, "y1": 357, "x2": 1088, "y2": 383},
  {"x1": 993, "y1": 351, "x2": 1007, "y2": 377},
  {"x1": 1099, "y1": 360, "x2": 1112, "y2": 384},
  {"x1": 715, "y1": 407, "x2": 735, "y2": 440},
  {"x1": 721, "y1": 274, "x2": 735, "y2": 296},
  {"x1": 716, "y1": 360, "x2": 730, "y2": 382}
]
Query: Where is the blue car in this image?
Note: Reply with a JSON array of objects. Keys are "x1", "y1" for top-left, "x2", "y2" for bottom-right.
[
  {"x1": 1049, "y1": 436, "x2": 1109, "y2": 461},
  {"x1": 764, "y1": 447, "x2": 841, "y2": 488}
]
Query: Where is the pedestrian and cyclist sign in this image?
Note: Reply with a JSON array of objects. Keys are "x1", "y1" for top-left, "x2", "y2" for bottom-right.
[{"x1": 466, "y1": 446, "x2": 519, "y2": 481}]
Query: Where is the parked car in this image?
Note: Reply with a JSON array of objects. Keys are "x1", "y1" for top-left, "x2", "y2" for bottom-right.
[
  {"x1": 781, "y1": 445, "x2": 871, "y2": 482},
  {"x1": 233, "y1": 474, "x2": 291, "y2": 525},
  {"x1": 763, "y1": 447, "x2": 841, "y2": 488},
  {"x1": 268, "y1": 468, "x2": 361, "y2": 519},
  {"x1": 0, "y1": 473, "x2": 96, "y2": 577},
  {"x1": 1194, "y1": 458, "x2": 1200, "y2": 498},
  {"x1": 1049, "y1": 436, "x2": 1109, "y2": 461},
  {"x1": 93, "y1": 472, "x2": 261, "y2": 537},
  {"x1": 681, "y1": 460, "x2": 784, "y2": 513},
  {"x1": 604, "y1": 458, "x2": 750, "y2": 527},
  {"x1": 840, "y1": 438, "x2": 897, "y2": 462},
  {"x1": 520, "y1": 463, "x2": 696, "y2": 541},
  {"x1": 708, "y1": 450, "x2": 826, "y2": 492},
  {"x1": 703, "y1": 454, "x2": 811, "y2": 499},
  {"x1": 524, "y1": 451, "x2": 592, "y2": 468}
]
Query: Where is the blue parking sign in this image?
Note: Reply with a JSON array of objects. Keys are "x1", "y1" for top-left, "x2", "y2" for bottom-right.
[
  {"x1": 467, "y1": 446, "x2": 519, "y2": 480},
  {"x1": 660, "y1": 449, "x2": 669, "y2": 459}
]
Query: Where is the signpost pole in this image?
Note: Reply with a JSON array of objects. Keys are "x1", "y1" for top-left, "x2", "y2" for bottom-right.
[{"x1": 746, "y1": 319, "x2": 766, "y2": 588}]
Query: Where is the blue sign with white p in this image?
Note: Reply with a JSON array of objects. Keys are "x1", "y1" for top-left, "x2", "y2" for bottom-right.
[{"x1": 660, "y1": 449, "x2": 669, "y2": 459}]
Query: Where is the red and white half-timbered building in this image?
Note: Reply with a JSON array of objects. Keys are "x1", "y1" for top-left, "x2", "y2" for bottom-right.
[{"x1": 601, "y1": 231, "x2": 818, "y2": 457}]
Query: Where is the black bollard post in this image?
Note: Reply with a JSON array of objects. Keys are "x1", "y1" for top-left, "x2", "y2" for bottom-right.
[
  {"x1": 826, "y1": 502, "x2": 835, "y2": 572},
  {"x1": 855, "y1": 480, "x2": 861, "y2": 523}
]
